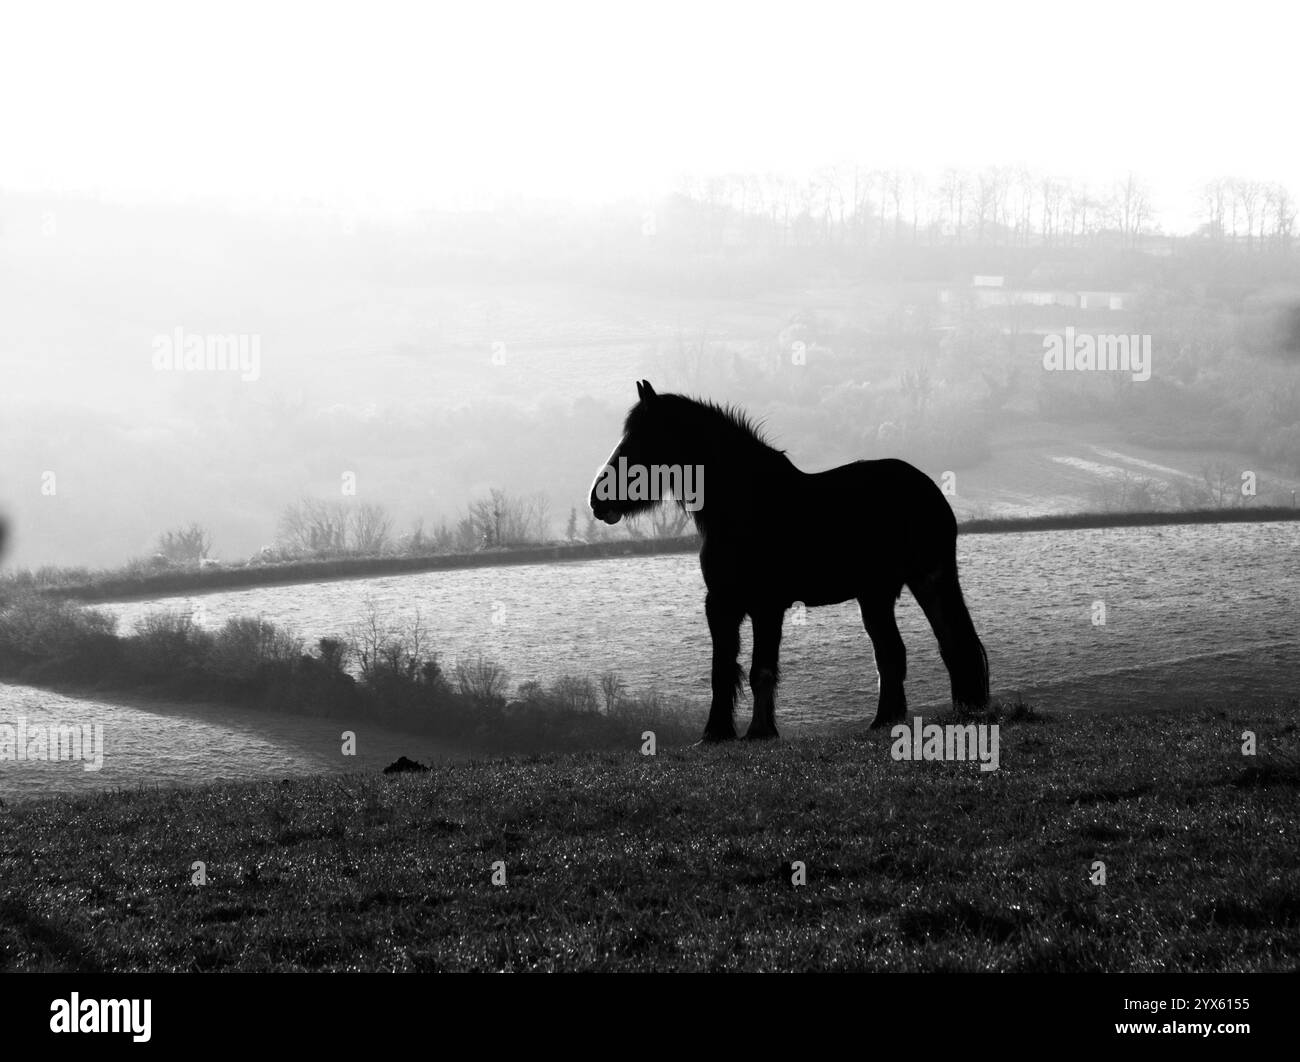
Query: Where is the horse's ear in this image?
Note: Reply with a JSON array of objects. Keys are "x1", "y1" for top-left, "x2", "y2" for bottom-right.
[{"x1": 639, "y1": 380, "x2": 657, "y2": 401}]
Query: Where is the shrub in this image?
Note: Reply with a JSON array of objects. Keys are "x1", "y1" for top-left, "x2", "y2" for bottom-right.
[
  {"x1": 287, "y1": 639, "x2": 361, "y2": 717},
  {"x1": 156, "y1": 523, "x2": 212, "y2": 563},
  {"x1": 454, "y1": 654, "x2": 509, "y2": 709},
  {"x1": 0, "y1": 591, "x2": 705, "y2": 754},
  {"x1": 549, "y1": 675, "x2": 599, "y2": 714},
  {"x1": 609, "y1": 687, "x2": 700, "y2": 744},
  {"x1": 127, "y1": 609, "x2": 213, "y2": 677},
  {"x1": 204, "y1": 617, "x2": 304, "y2": 685},
  {"x1": 598, "y1": 671, "x2": 626, "y2": 713},
  {"x1": 316, "y1": 637, "x2": 350, "y2": 674},
  {"x1": 0, "y1": 592, "x2": 118, "y2": 665}
]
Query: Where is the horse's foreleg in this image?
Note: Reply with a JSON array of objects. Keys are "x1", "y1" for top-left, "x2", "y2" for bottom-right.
[
  {"x1": 703, "y1": 592, "x2": 744, "y2": 742},
  {"x1": 745, "y1": 607, "x2": 783, "y2": 739},
  {"x1": 860, "y1": 595, "x2": 907, "y2": 728}
]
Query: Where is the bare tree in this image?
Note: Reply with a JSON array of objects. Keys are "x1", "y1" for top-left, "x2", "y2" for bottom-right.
[
  {"x1": 907, "y1": 169, "x2": 926, "y2": 243},
  {"x1": 598, "y1": 671, "x2": 626, "y2": 713},
  {"x1": 887, "y1": 168, "x2": 904, "y2": 243},
  {"x1": 1014, "y1": 165, "x2": 1035, "y2": 246},
  {"x1": 156, "y1": 522, "x2": 212, "y2": 563},
  {"x1": 1271, "y1": 183, "x2": 1295, "y2": 250},
  {"x1": 938, "y1": 167, "x2": 967, "y2": 244},
  {"x1": 350, "y1": 502, "x2": 393, "y2": 553},
  {"x1": 1238, "y1": 179, "x2": 1262, "y2": 252},
  {"x1": 454, "y1": 653, "x2": 509, "y2": 707},
  {"x1": 1108, "y1": 172, "x2": 1152, "y2": 248},
  {"x1": 626, "y1": 502, "x2": 692, "y2": 540},
  {"x1": 583, "y1": 511, "x2": 607, "y2": 544},
  {"x1": 348, "y1": 602, "x2": 432, "y2": 684},
  {"x1": 974, "y1": 167, "x2": 1005, "y2": 244},
  {"x1": 1069, "y1": 185, "x2": 1097, "y2": 245},
  {"x1": 1200, "y1": 462, "x2": 1251, "y2": 508},
  {"x1": 1039, "y1": 175, "x2": 1068, "y2": 245},
  {"x1": 1200, "y1": 176, "x2": 1230, "y2": 241},
  {"x1": 467, "y1": 488, "x2": 551, "y2": 547},
  {"x1": 1091, "y1": 472, "x2": 1166, "y2": 512},
  {"x1": 278, "y1": 498, "x2": 348, "y2": 553}
]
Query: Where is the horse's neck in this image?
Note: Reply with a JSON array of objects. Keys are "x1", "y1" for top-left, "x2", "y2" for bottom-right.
[{"x1": 691, "y1": 441, "x2": 795, "y2": 521}]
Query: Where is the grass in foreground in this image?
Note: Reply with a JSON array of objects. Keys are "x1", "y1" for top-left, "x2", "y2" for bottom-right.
[{"x1": 0, "y1": 703, "x2": 1296, "y2": 972}]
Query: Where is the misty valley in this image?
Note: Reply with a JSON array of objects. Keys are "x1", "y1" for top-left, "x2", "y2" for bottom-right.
[{"x1": 1, "y1": 2, "x2": 1298, "y2": 999}]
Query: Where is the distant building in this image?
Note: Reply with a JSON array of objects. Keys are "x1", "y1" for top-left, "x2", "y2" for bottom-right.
[
  {"x1": 939, "y1": 279, "x2": 1131, "y2": 311},
  {"x1": 1078, "y1": 291, "x2": 1128, "y2": 310},
  {"x1": 1139, "y1": 237, "x2": 1176, "y2": 257},
  {"x1": 940, "y1": 285, "x2": 1077, "y2": 308},
  {"x1": 1012, "y1": 290, "x2": 1078, "y2": 308}
]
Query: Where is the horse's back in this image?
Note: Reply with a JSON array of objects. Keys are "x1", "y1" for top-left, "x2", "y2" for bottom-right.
[
  {"x1": 789, "y1": 458, "x2": 956, "y2": 600},
  {"x1": 807, "y1": 457, "x2": 955, "y2": 536},
  {"x1": 699, "y1": 455, "x2": 957, "y2": 608}
]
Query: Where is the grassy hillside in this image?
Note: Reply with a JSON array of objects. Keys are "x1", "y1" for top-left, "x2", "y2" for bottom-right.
[{"x1": 1, "y1": 702, "x2": 1296, "y2": 972}]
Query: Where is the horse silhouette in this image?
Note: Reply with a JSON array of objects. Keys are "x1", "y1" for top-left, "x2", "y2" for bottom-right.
[{"x1": 589, "y1": 380, "x2": 989, "y2": 741}]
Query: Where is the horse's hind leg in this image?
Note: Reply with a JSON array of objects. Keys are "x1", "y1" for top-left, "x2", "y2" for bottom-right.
[
  {"x1": 908, "y1": 566, "x2": 991, "y2": 711},
  {"x1": 860, "y1": 593, "x2": 907, "y2": 728},
  {"x1": 744, "y1": 607, "x2": 783, "y2": 739},
  {"x1": 702, "y1": 591, "x2": 744, "y2": 742}
]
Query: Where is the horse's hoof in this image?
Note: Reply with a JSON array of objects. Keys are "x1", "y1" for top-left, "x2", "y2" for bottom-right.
[
  {"x1": 868, "y1": 716, "x2": 904, "y2": 730},
  {"x1": 700, "y1": 730, "x2": 737, "y2": 744},
  {"x1": 743, "y1": 729, "x2": 780, "y2": 741}
]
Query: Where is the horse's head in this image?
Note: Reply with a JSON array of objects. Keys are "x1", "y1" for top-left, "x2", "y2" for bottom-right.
[{"x1": 589, "y1": 379, "x2": 675, "y2": 525}]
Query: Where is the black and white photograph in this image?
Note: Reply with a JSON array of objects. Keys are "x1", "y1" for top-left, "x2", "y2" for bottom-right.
[{"x1": 0, "y1": 0, "x2": 1295, "y2": 1045}]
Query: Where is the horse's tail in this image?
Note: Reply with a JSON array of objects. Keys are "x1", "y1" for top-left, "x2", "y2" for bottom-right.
[{"x1": 912, "y1": 551, "x2": 990, "y2": 710}]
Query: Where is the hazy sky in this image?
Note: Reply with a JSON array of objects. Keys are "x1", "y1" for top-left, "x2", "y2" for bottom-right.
[{"x1": 2, "y1": 0, "x2": 1296, "y2": 229}]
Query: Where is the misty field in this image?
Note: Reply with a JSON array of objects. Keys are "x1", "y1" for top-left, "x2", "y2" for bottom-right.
[
  {"x1": 1, "y1": 702, "x2": 1296, "y2": 972},
  {"x1": 97, "y1": 520, "x2": 1300, "y2": 728}
]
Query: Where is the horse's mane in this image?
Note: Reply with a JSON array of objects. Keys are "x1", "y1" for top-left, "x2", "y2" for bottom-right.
[{"x1": 629, "y1": 392, "x2": 785, "y2": 456}]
